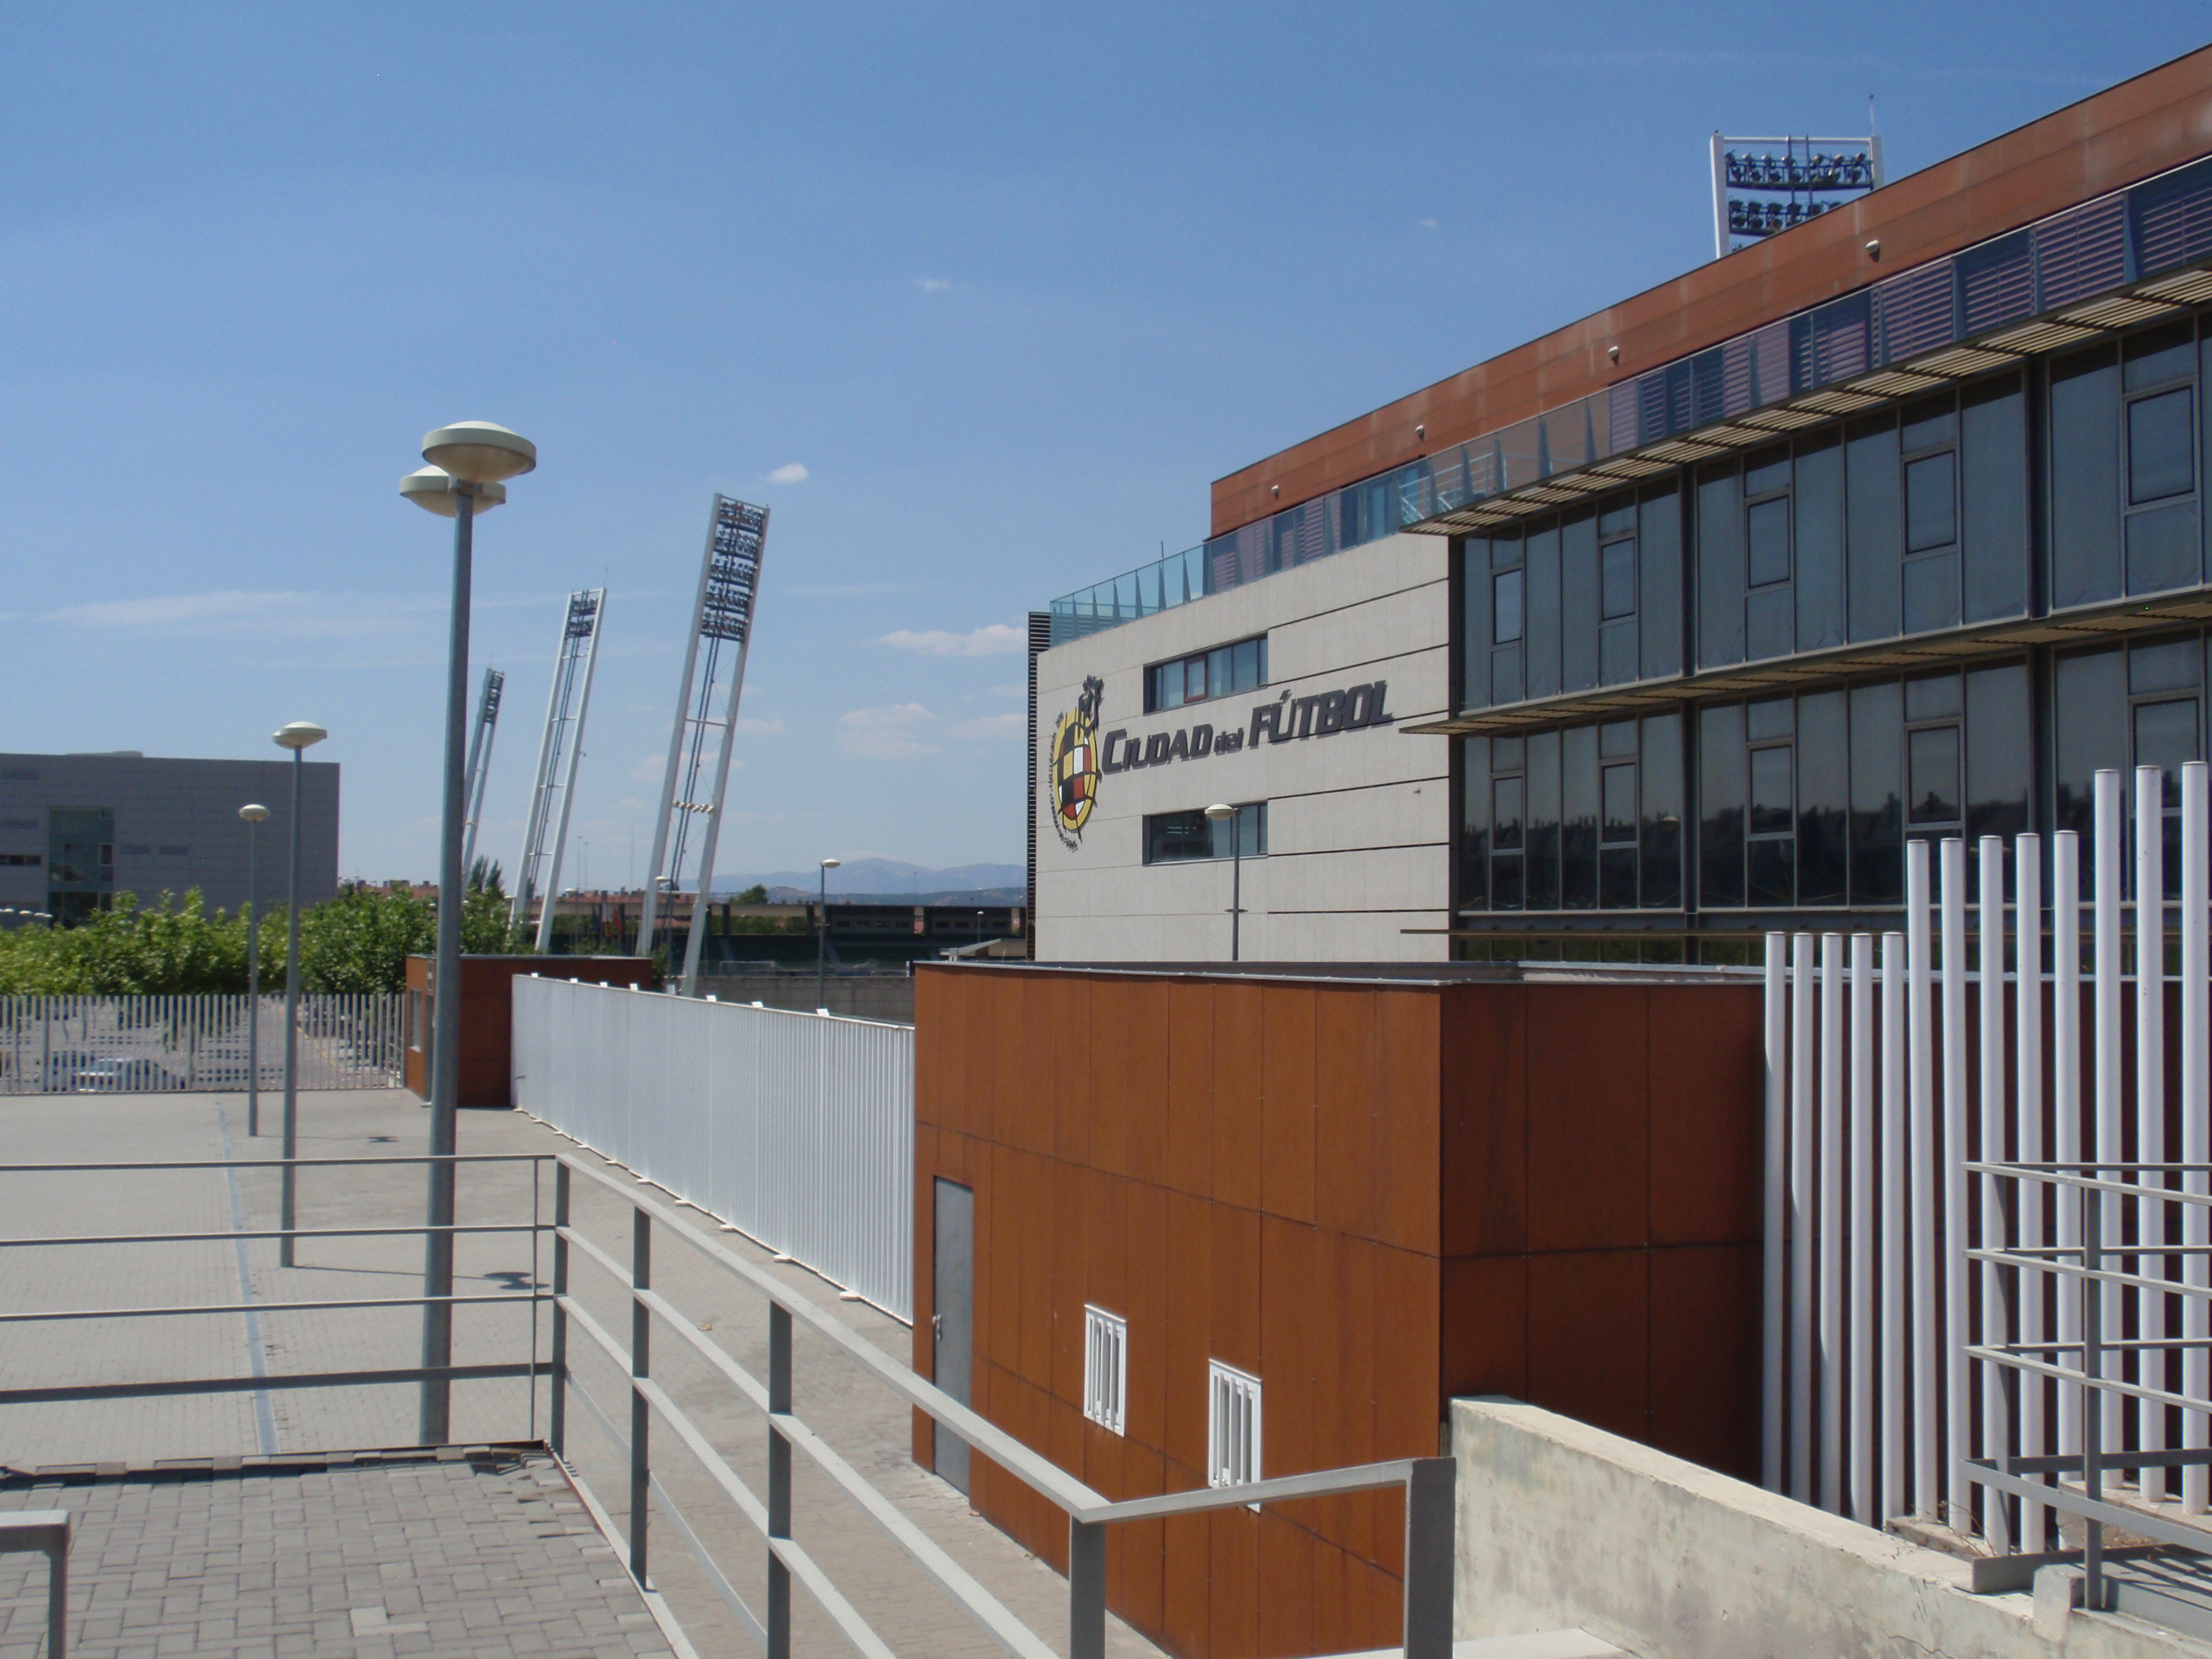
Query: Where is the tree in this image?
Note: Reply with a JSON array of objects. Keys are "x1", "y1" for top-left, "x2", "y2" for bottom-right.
[
  {"x1": 734, "y1": 883, "x2": 768, "y2": 905},
  {"x1": 468, "y1": 857, "x2": 506, "y2": 896}
]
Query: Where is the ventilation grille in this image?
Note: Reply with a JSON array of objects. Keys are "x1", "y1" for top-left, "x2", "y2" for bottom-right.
[
  {"x1": 2134, "y1": 155, "x2": 2212, "y2": 280},
  {"x1": 2034, "y1": 194, "x2": 2130, "y2": 312},
  {"x1": 1083, "y1": 1307, "x2": 1127, "y2": 1436},
  {"x1": 1958, "y1": 231, "x2": 2034, "y2": 336},
  {"x1": 1878, "y1": 261, "x2": 1957, "y2": 363},
  {"x1": 1207, "y1": 1359, "x2": 1262, "y2": 1488}
]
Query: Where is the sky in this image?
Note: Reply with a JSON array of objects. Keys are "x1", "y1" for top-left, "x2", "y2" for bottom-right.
[{"x1": 1, "y1": 5, "x2": 2203, "y2": 886}]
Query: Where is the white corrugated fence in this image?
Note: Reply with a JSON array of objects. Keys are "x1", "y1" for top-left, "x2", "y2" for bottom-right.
[
  {"x1": 512, "y1": 974, "x2": 914, "y2": 1321},
  {"x1": 0, "y1": 994, "x2": 403, "y2": 1093}
]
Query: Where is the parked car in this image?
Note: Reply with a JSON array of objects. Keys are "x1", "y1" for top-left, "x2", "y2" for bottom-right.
[{"x1": 72, "y1": 1056, "x2": 183, "y2": 1093}]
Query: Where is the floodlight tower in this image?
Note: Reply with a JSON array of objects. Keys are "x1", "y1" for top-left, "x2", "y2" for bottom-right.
[
  {"x1": 635, "y1": 495, "x2": 769, "y2": 995},
  {"x1": 514, "y1": 589, "x2": 606, "y2": 948},
  {"x1": 1709, "y1": 131, "x2": 1884, "y2": 261},
  {"x1": 460, "y1": 666, "x2": 505, "y2": 874}
]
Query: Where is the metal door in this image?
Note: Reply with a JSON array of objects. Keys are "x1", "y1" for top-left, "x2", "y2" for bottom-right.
[{"x1": 932, "y1": 1178, "x2": 974, "y2": 1494}]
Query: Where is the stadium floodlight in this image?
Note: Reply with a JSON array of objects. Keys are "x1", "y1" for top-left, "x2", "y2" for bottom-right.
[
  {"x1": 400, "y1": 417, "x2": 535, "y2": 1448},
  {"x1": 461, "y1": 668, "x2": 505, "y2": 875},
  {"x1": 1709, "y1": 132, "x2": 1884, "y2": 261},
  {"x1": 514, "y1": 591, "x2": 606, "y2": 950}
]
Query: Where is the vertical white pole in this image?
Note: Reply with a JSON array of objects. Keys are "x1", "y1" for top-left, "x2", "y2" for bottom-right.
[
  {"x1": 2096, "y1": 770, "x2": 2125, "y2": 1457},
  {"x1": 2139, "y1": 765, "x2": 2169, "y2": 1498},
  {"x1": 1881, "y1": 931, "x2": 1907, "y2": 1526},
  {"x1": 1821, "y1": 933, "x2": 1846, "y2": 1513},
  {"x1": 2056, "y1": 831, "x2": 2083, "y2": 1480},
  {"x1": 1977, "y1": 836, "x2": 2011, "y2": 1552},
  {"x1": 1764, "y1": 932, "x2": 1788, "y2": 1493},
  {"x1": 1909, "y1": 838, "x2": 1938, "y2": 1515},
  {"x1": 2016, "y1": 834, "x2": 2045, "y2": 1551},
  {"x1": 1942, "y1": 837, "x2": 1971, "y2": 1532},
  {"x1": 1851, "y1": 931, "x2": 1876, "y2": 1525},
  {"x1": 2184, "y1": 763, "x2": 2210, "y2": 1515},
  {"x1": 1792, "y1": 931, "x2": 1817, "y2": 1503}
]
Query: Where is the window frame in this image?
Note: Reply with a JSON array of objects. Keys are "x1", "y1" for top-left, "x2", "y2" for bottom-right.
[
  {"x1": 1207, "y1": 1359, "x2": 1262, "y2": 1490},
  {"x1": 1082, "y1": 1305, "x2": 1127, "y2": 1437},
  {"x1": 1144, "y1": 634, "x2": 1268, "y2": 715}
]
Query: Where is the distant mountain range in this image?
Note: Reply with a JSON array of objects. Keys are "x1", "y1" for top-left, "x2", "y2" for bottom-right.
[{"x1": 714, "y1": 859, "x2": 1024, "y2": 897}]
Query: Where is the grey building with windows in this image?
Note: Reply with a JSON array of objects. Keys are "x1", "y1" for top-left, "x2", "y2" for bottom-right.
[
  {"x1": 0, "y1": 752, "x2": 339, "y2": 926},
  {"x1": 1028, "y1": 50, "x2": 2212, "y2": 962}
]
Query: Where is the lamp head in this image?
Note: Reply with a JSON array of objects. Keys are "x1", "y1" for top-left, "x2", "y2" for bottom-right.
[
  {"x1": 1204, "y1": 802, "x2": 1235, "y2": 820},
  {"x1": 820, "y1": 857, "x2": 841, "y2": 869},
  {"x1": 238, "y1": 803, "x2": 270, "y2": 824},
  {"x1": 421, "y1": 420, "x2": 537, "y2": 485},
  {"x1": 273, "y1": 721, "x2": 328, "y2": 752},
  {"x1": 401, "y1": 466, "x2": 506, "y2": 517}
]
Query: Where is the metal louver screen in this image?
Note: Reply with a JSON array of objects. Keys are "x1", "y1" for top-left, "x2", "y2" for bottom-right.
[
  {"x1": 2133, "y1": 155, "x2": 2212, "y2": 280},
  {"x1": 2033, "y1": 193, "x2": 2128, "y2": 311},
  {"x1": 1877, "y1": 260, "x2": 1958, "y2": 363},
  {"x1": 1958, "y1": 231, "x2": 2034, "y2": 336}
]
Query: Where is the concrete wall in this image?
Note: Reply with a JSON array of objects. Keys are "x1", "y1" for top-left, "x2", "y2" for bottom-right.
[
  {"x1": 1034, "y1": 531, "x2": 1452, "y2": 963},
  {"x1": 1450, "y1": 1396, "x2": 2193, "y2": 1659}
]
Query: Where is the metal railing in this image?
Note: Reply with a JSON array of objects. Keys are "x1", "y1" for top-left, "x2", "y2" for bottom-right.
[
  {"x1": 548, "y1": 1150, "x2": 1456, "y2": 1659},
  {"x1": 0, "y1": 994, "x2": 404, "y2": 1094}
]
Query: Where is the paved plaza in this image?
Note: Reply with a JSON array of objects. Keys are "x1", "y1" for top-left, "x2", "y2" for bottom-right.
[{"x1": 0, "y1": 1086, "x2": 1162, "y2": 1658}]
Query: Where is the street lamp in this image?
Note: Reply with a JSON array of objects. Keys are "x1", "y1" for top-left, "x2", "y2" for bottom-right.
[
  {"x1": 1205, "y1": 803, "x2": 1244, "y2": 963},
  {"x1": 239, "y1": 803, "x2": 270, "y2": 1136},
  {"x1": 816, "y1": 857, "x2": 841, "y2": 1011},
  {"x1": 403, "y1": 419, "x2": 534, "y2": 1447},
  {"x1": 273, "y1": 722, "x2": 327, "y2": 1264}
]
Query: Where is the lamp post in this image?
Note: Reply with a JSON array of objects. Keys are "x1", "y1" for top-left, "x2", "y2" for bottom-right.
[
  {"x1": 816, "y1": 857, "x2": 841, "y2": 1011},
  {"x1": 239, "y1": 803, "x2": 270, "y2": 1135},
  {"x1": 1205, "y1": 803, "x2": 1243, "y2": 962},
  {"x1": 272, "y1": 723, "x2": 327, "y2": 1262},
  {"x1": 403, "y1": 419, "x2": 536, "y2": 1447}
]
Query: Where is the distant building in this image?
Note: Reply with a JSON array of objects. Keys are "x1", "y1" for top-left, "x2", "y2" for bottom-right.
[{"x1": 0, "y1": 751, "x2": 339, "y2": 925}]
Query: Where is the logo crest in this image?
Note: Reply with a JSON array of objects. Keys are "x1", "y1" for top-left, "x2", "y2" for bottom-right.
[{"x1": 1046, "y1": 675, "x2": 1105, "y2": 849}]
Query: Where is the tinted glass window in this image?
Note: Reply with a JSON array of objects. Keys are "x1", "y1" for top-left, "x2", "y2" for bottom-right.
[
  {"x1": 1797, "y1": 691, "x2": 1848, "y2": 906},
  {"x1": 1850, "y1": 680, "x2": 1904, "y2": 904},
  {"x1": 1639, "y1": 490, "x2": 1683, "y2": 679},
  {"x1": 1492, "y1": 777, "x2": 1523, "y2": 849},
  {"x1": 1700, "y1": 704, "x2": 1746, "y2": 908},
  {"x1": 1902, "y1": 400, "x2": 1957, "y2": 453},
  {"x1": 1698, "y1": 468, "x2": 1745, "y2": 669},
  {"x1": 1461, "y1": 736, "x2": 1490, "y2": 908},
  {"x1": 2049, "y1": 349, "x2": 2122, "y2": 609},
  {"x1": 1601, "y1": 763, "x2": 1637, "y2": 842},
  {"x1": 1906, "y1": 453, "x2": 1957, "y2": 552},
  {"x1": 2124, "y1": 323, "x2": 2196, "y2": 391},
  {"x1": 1526, "y1": 526, "x2": 1561, "y2": 700},
  {"x1": 1965, "y1": 663, "x2": 2030, "y2": 846},
  {"x1": 2054, "y1": 648, "x2": 2127, "y2": 846},
  {"x1": 2135, "y1": 699, "x2": 2199, "y2": 795},
  {"x1": 2131, "y1": 637, "x2": 2201, "y2": 695},
  {"x1": 1846, "y1": 417, "x2": 1902, "y2": 642},
  {"x1": 1493, "y1": 570, "x2": 1524, "y2": 644},
  {"x1": 1908, "y1": 727, "x2": 1961, "y2": 823},
  {"x1": 1526, "y1": 731, "x2": 1560, "y2": 910},
  {"x1": 2129, "y1": 388, "x2": 2195, "y2": 504},
  {"x1": 1794, "y1": 433, "x2": 1845, "y2": 651},
  {"x1": 1640, "y1": 712, "x2": 1684, "y2": 909},
  {"x1": 1905, "y1": 672, "x2": 1962, "y2": 722},
  {"x1": 1561, "y1": 725, "x2": 1598, "y2": 910},
  {"x1": 1749, "y1": 745, "x2": 1794, "y2": 835},
  {"x1": 1601, "y1": 541, "x2": 1636, "y2": 619},
  {"x1": 1962, "y1": 377, "x2": 2026, "y2": 622},
  {"x1": 1747, "y1": 498, "x2": 1791, "y2": 586}
]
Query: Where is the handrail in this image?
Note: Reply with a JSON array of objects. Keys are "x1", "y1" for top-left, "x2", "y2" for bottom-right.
[{"x1": 550, "y1": 1149, "x2": 1455, "y2": 1659}]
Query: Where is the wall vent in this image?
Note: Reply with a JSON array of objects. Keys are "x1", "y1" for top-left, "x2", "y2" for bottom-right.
[
  {"x1": 1207, "y1": 1359, "x2": 1262, "y2": 1488},
  {"x1": 1083, "y1": 1306, "x2": 1127, "y2": 1436}
]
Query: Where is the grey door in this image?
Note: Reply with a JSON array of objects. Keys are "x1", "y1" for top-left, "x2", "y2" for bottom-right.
[{"x1": 933, "y1": 1178, "x2": 974, "y2": 1494}]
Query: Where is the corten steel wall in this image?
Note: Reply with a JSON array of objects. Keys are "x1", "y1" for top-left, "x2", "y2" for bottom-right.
[
  {"x1": 910, "y1": 962, "x2": 1765, "y2": 1659},
  {"x1": 404, "y1": 953, "x2": 654, "y2": 1104},
  {"x1": 1209, "y1": 46, "x2": 2212, "y2": 537}
]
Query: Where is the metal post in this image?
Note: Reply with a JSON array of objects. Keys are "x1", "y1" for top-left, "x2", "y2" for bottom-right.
[
  {"x1": 2056, "y1": 831, "x2": 2083, "y2": 1487},
  {"x1": 1908, "y1": 838, "x2": 1937, "y2": 1514},
  {"x1": 1880, "y1": 931, "x2": 1906, "y2": 1524},
  {"x1": 1790, "y1": 932, "x2": 1814, "y2": 1502},
  {"x1": 281, "y1": 748, "x2": 304, "y2": 1269},
  {"x1": 1068, "y1": 1517, "x2": 1107, "y2": 1659},
  {"x1": 2085, "y1": 1181, "x2": 2106, "y2": 1611},
  {"x1": 1401, "y1": 1456, "x2": 1456, "y2": 1659},
  {"x1": 630, "y1": 1207, "x2": 651, "y2": 1585},
  {"x1": 1761, "y1": 931, "x2": 1786, "y2": 1492},
  {"x1": 1819, "y1": 934, "x2": 1845, "y2": 1512},
  {"x1": 768, "y1": 1302, "x2": 792, "y2": 1659},
  {"x1": 1230, "y1": 813, "x2": 1243, "y2": 962},
  {"x1": 2017, "y1": 834, "x2": 2046, "y2": 1550},
  {"x1": 419, "y1": 486, "x2": 474, "y2": 1446},
  {"x1": 246, "y1": 818, "x2": 260, "y2": 1137},
  {"x1": 2094, "y1": 771, "x2": 2124, "y2": 1458},
  {"x1": 816, "y1": 868, "x2": 828, "y2": 1012},
  {"x1": 1977, "y1": 836, "x2": 2010, "y2": 1551},
  {"x1": 1942, "y1": 837, "x2": 1969, "y2": 1532},
  {"x1": 2184, "y1": 763, "x2": 2210, "y2": 1514},
  {"x1": 2136, "y1": 765, "x2": 2167, "y2": 1498},
  {"x1": 1848, "y1": 931, "x2": 1874, "y2": 1524},
  {"x1": 550, "y1": 1161, "x2": 570, "y2": 1457}
]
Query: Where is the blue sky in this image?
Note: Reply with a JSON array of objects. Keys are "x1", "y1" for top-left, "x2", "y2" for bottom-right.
[{"x1": 1, "y1": 5, "x2": 2201, "y2": 885}]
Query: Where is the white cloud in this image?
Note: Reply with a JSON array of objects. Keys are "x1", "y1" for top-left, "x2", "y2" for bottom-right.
[
  {"x1": 839, "y1": 703, "x2": 939, "y2": 759},
  {"x1": 736, "y1": 715, "x2": 786, "y2": 734},
  {"x1": 1418, "y1": 217, "x2": 1439, "y2": 230},
  {"x1": 875, "y1": 622, "x2": 1023, "y2": 657},
  {"x1": 916, "y1": 277, "x2": 950, "y2": 293},
  {"x1": 42, "y1": 589, "x2": 420, "y2": 638},
  {"x1": 949, "y1": 712, "x2": 1024, "y2": 741},
  {"x1": 767, "y1": 462, "x2": 808, "y2": 484},
  {"x1": 631, "y1": 754, "x2": 667, "y2": 784}
]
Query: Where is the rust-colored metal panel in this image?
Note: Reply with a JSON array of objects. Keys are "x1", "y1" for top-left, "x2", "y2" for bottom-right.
[
  {"x1": 1440, "y1": 1253, "x2": 1529, "y2": 1401},
  {"x1": 1527, "y1": 987, "x2": 1651, "y2": 1253},
  {"x1": 1162, "y1": 1458, "x2": 1212, "y2": 1659},
  {"x1": 1018, "y1": 1147, "x2": 1055, "y2": 1386},
  {"x1": 1090, "y1": 976, "x2": 1133, "y2": 1178},
  {"x1": 1438, "y1": 984, "x2": 1528, "y2": 1256},
  {"x1": 1375, "y1": 990, "x2": 1442, "y2": 1256},
  {"x1": 1529, "y1": 1248, "x2": 1652, "y2": 1444},
  {"x1": 1210, "y1": 47, "x2": 2212, "y2": 536},
  {"x1": 1048, "y1": 975, "x2": 1093, "y2": 1165},
  {"x1": 1127, "y1": 1181, "x2": 1171, "y2": 1446},
  {"x1": 1121, "y1": 1440, "x2": 1168, "y2": 1639},
  {"x1": 1260, "y1": 984, "x2": 1318, "y2": 1224},
  {"x1": 1128, "y1": 977, "x2": 1171, "y2": 1187},
  {"x1": 1314, "y1": 989, "x2": 1379, "y2": 1241},
  {"x1": 993, "y1": 973, "x2": 1041, "y2": 1154},
  {"x1": 988, "y1": 1145, "x2": 1024, "y2": 1373},
  {"x1": 1370, "y1": 1241, "x2": 1441, "y2": 1472},
  {"x1": 1341, "y1": 1555, "x2": 1401, "y2": 1658},
  {"x1": 1086, "y1": 1168, "x2": 1130, "y2": 1330},
  {"x1": 1167, "y1": 979, "x2": 1216, "y2": 1198},
  {"x1": 1649, "y1": 983, "x2": 1765, "y2": 1245},
  {"x1": 1256, "y1": 1512, "x2": 1316, "y2": 1659},
  {"x1": 1649, "y1": 1243, "x2": 1763, "y2": 1481},
  {"x1": 1324, "y1": 1232, "x2": 1379, "y2": 1563},
  {"x1": 914, "y1": 967, "x2": 954, "y2": 1125},
  {"x1": 1212, "y1": 980, "x2": 1265, "y2": 1208},
  {"x1": 1208, "y1": 1505, "x2": 1261, "y2": 1659},
  {"x1": 1210, "y1": 1202, "x2": 1263, "y2": 1378},
  {"x1": 1050, "y1": 1157, "x2": 1085, "y2": 1406},
  {"x1": 957, "y1": 968, "x2": 995, "y2": 1142},
  {"x1": 1163, "y1": 1189, "x2": 1214, "y2": 1475},
  {"x1": 1259, "y1": 1216, "x2": 1318, "y2": 1480}
]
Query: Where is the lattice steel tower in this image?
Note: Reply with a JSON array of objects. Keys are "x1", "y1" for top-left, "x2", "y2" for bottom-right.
[
  {"x1": 513, "y1": 589, "x2": 607, "y2": 948},
  {"x1": 635, "y1": 495, "x2": 769, "y2": 994},
  {"x1": 460, "y1": 667, "x2": 505, "y2": 875}
]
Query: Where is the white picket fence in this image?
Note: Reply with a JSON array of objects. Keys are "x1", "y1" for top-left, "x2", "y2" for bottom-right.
[
  {"x1": 512, "y1": 974, "x2": 914, "y2": 1321},
  {"x1": 1766, "y1": 761, "x2": 2212, "y2": 1554},
  {"x1": 0, "y1": 994, "x2": 404, "y2": 1094}
]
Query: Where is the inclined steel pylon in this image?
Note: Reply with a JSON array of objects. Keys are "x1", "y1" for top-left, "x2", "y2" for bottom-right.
[
  {"x1": 461, "y1": 667, "x2": 504, "y2": 876},
  {"x1": 514, "y1": 589, "x2": 607, "y2": 948},
  {"x1": 635, "y1": 495, "x2": 768, "y2": 995}
]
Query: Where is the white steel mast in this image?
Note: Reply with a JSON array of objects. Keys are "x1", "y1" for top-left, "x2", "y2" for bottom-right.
[
  {"x1": 513, "y1": 588, "x2": 607, "y2": 947},
  {"x1": 460, "y1": 666, "x2": 504, "y2": 876},
  {"x1": 635, "y1": 496, "x2": 768, "y2": 995}
]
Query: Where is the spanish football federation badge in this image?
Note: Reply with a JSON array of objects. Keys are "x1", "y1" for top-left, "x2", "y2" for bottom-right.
[{"x1": 1047, "y1": 675, "x2": 1105, "y2": 849}]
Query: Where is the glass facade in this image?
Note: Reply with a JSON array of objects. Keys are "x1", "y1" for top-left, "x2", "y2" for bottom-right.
[
  {"x1": 1145, "y1": 635, "x2": 1266, "y2": 713},
  {"x1": 1142, "y1": 803, "x2": 1267, "y2": 865}
]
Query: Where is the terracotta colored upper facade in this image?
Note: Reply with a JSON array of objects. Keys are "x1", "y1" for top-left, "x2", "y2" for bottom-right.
[{"x1": 1211, "y1": 47, "x2": 2212, "y2": 539}]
